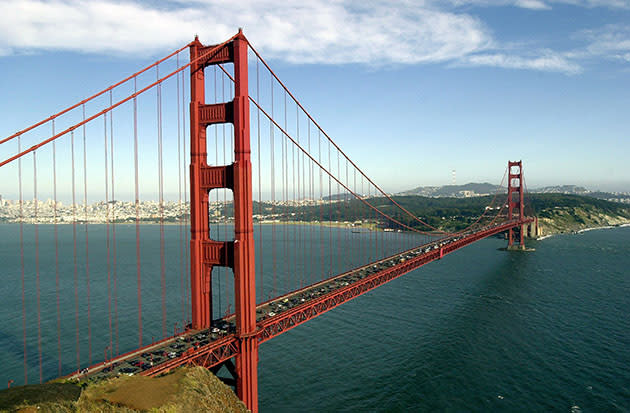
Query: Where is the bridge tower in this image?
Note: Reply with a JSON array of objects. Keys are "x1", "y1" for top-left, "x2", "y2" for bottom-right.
[
  {"x1": 507, "y1": 160, "x2": 525, "y2": 249},
  {"x1": 189, "y1": 31, "x2": 258, "y2": 411}
]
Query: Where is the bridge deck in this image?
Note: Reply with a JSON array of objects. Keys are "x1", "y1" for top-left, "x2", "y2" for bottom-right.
[{"x1": 67, "y1": 220, "x2": 528, "y2": 382}]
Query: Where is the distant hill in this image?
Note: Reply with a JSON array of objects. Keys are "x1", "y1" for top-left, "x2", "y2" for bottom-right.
[
  {"x1": 397, "y1": 182, "x2": 628, "y2": 201},
  {"x1": 398, "y1": 182, "x2": 502, "y2": 198},
  {"x1": 531, "y1": 185, "x2": 630, "y2": 205},
  {"x1": 250, "y1": 192, "x2": 630, "y2": 234},
  {"x1": 296, "y1": 183, "x2": 628, "y2": 205}
]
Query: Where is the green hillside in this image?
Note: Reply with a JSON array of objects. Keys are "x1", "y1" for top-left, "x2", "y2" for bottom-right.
[{"x1": 236, "y1": 194, "x2": 630, "y2": 235}]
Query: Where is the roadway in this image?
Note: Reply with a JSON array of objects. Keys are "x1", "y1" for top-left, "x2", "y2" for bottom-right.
[{"x1": 67, "y1": 218, "x2": 530, "y2": 382}]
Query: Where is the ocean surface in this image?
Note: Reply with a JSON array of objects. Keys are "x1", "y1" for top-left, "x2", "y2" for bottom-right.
[{"x1": 0, "y1": 224, "x2": 629, "y2": 411}]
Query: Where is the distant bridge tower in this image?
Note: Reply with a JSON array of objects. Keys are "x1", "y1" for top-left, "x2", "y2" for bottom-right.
[
  {"x1": 189, "y1": 31, "x2": 258, "y2": 411},
  {"x1": 507, "y1": 160, "x2": 525, "y2": 249}
]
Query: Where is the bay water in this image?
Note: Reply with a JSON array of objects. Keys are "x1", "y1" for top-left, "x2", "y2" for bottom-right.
[{"x1": 0, "y1": 224, "x2": 628, "y2": 411}]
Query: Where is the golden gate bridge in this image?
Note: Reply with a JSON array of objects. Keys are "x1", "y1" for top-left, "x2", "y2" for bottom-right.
[{"x1": 0, "y1": 30, "x2": 535, "y2": 412}]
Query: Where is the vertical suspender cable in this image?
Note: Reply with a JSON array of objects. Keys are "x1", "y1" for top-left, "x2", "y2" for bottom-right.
[
  {"x1": 104, "y1": 112, "x2": 112, "y2": 359},
  {"x1": 374, "y1": 183, "x2": 381, "y2": 260},
  {"x1": 318, "y1": 130, "x2": 323, "y2": 283},
  {"x1": 345, "y1": 158, "x2": 349, "y2": 268},
  {"x1": 256, "y1": 57, "x2": 263, "y2": 303},
  {"x1": 176, "y1": 53, "x2": 186, "y2": 327},
  {"x1": 18, "y1": 136, "x2": 27, "y2": 384},
  {"x1": 33, "y1": 151, "x2": 42, "y2": 383},
  {"x1": 295, "y1": 106, "x2": 305, "y2": 288},
  {"x1": 182, "y1": 63, "x2": 190, "y2": 324},
  {"x1": 375, "y1": 184, "x2": 379, "y2": 259},
  {"x1": 304, "y1": 125, "x2": 307, "y2": 284},
  {"x1": 282, "y1": 90, "x2": 288, "y2": 293},
  {"x1": 270, "y1": 76, "x2": 277, "y2": 298},
  {"x1": 133, "y1": 78, "x2": 142, "y2": 347},
  {"x1": 228, "y1": 79, "x2": 234, "y2": 307},
  {"x1": 228, "y1": 79, "x2": 234, "y2": 164},
  {"x1": 215, "y1": 67, "x2": 222, "y2": 317},
  {"x1": 294, "y1": 106, "x2": 299, "y2": 288},
  {"x1": 361, "y1": 175, "x2": 364, "y2": 263},
  {"x1": 305, "y1": 136, "x2": 308, "y2": 280},
  {"x1": 221, "y1": 71, "x2": 228, "y2": 312},
  {"x1": 373, "y1": 185, "x2": 376, "y2": 260},
  {"x1": 82, "y1": 104, "x2": 92, "y2": 365},
  {"x1": 328, "y1": 137, "x2": 333, "y2": 277},
  {"x1": 337, "y1": 150, "x2": 342, "y2": 270},
  {"x1": 294, "y1": 119, "x2": 298, "y2": 291},
  {"x1": 222, "y1": 72, "x2": 229, "y2": 315},
  {"x1": 52, "y1": 121, "x2": 61, "y2": 377},
  {"x1": 378, "y1": 187, "x2": 381, "y2": 256},
  {"x1": 287, "y1": 96, "x2": 291, "y2": 290},
  {"x1": 353, "y1": 167, "x2": 357, "y2": 268},
  {"x1": 71, "y1": 131, "x2": 80, "y2": 373},
  {"x1": 308, "y1": 120, "x2": 313, "y2": 285},
  {"x1": 110, "y1": 90, "x2": 119, "y2": 356},
  {"x1": 368, "y1": 183, "x2": 372, "y2": 262},
  {"x1": 157, "y1": 65, "x2": 167, "y2": 338},
  {"x1": 299, "y1": 108, "x2": 304, "y2": 287},
  {"x1": 285, "y1": 99, "x2": 290, "y2": 291}
]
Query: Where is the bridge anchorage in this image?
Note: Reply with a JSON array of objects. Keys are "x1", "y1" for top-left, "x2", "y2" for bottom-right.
[{"x1": 0, "y1": 29, "x2": 538, "y2": 413}]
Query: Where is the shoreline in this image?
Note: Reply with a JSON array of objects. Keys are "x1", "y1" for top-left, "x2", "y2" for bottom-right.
[
  {"x1": 0, "y1": 220, "x2": 443, "y2": 234},
  {"x1": 536, "y1": 222, "x2": 630, "y2": 240},
  {"x1": 5, "y1": 220, "x2": 629, "y2": 238}
]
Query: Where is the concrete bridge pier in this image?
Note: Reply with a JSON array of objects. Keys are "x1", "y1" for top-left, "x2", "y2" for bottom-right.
[{"x1": 525, "y1": 217, "x2": 539, "y2": 239}]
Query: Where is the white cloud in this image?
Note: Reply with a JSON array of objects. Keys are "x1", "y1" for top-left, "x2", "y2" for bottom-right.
[
  {"x1": 554, "y1": 0, "x2": 630, "y2": 8},
  {"x1": 0, "y1": 0, "x2": 492, "y2": 65},
  {"x1": 453, "y1": 0, "x2": 551, "y2": 9},
  {"x1": 515, "y1": 0, "x2": 551, "y2": 9},
  {"x1": 1, "y1": 0, "x2": 626, "y2": 74},
  {"x1": 445, "y1": 0, "x2": 630, "y2": 9},
  {"x1": 458, "y1": 50, "x2": 582, "y2": 73},
  {"x1": 561, "y1": 24, "x2": 630, "y2": 65},
  {"x1": 581, "y1": 25, "x2": 630, "y2": 61},
  {"x1": 0, "y1": 1, "x2": 233, "y2": 55}
]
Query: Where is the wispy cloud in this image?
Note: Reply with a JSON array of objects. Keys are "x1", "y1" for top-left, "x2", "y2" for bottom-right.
[
  {"x1": 0, "y1": 0, "x2": 627, "y2": 75},
  {"x1": 580, "y1": 24, "x2": 630, "y2": 62},
  {"x1": 0, "y1": 1, "x2": 212, "y2": 55},
  {"x1": 0, "y1": 0, "x2": 492, "y2": 64},
  {"x1": 515, "y1": 0, "x2": 552, "y2": 10},
  {"x1": 457, "y1": 50, "x2": 582, "y2": 73},
  {"x1": 452, "y1": 25, "x2": 630, "y2": 74},
  {"x1": 555, "y1": 0, "x2": 630, "y2": 8},
  {"x1": 446, "y1": 0, "x2": 630, "y2": 9},
  {"x1": 448, "y1": 0, "x2": 551, "y2": 9}
]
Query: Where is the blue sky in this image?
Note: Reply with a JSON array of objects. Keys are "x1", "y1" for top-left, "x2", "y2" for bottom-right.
[{"x1": 0, "y1": 0, "x2": 629, "y2": 198}]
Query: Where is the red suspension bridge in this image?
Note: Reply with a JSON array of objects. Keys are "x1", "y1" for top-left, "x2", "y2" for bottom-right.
[{"x1": 0, "y1": 31, "x2": 535, "y2": 412}]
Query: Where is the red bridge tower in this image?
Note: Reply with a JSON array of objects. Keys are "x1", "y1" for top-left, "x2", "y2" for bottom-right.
[
  {"x1": 189, "y1": 31, "x2": 258, "y2": 411},
  {"x1": 507, "y1": 160, "x2": 526, "y2": 249}
]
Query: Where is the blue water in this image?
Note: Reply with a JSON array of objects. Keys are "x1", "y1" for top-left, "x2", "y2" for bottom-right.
[
  {"x1": 258, "y1": 228, "x2": 630, "y2": 412},
  {"x1": 0, "y1": 224, "x2": 629, "y2": 411},
  {"x1": 0, "y1": 222, "x2": 421, "y2": 383}
]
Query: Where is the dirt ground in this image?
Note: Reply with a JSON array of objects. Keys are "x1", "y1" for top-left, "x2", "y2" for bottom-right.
[{"x1": 95, "y1": 368, "x2": 186, "y2": 410}]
